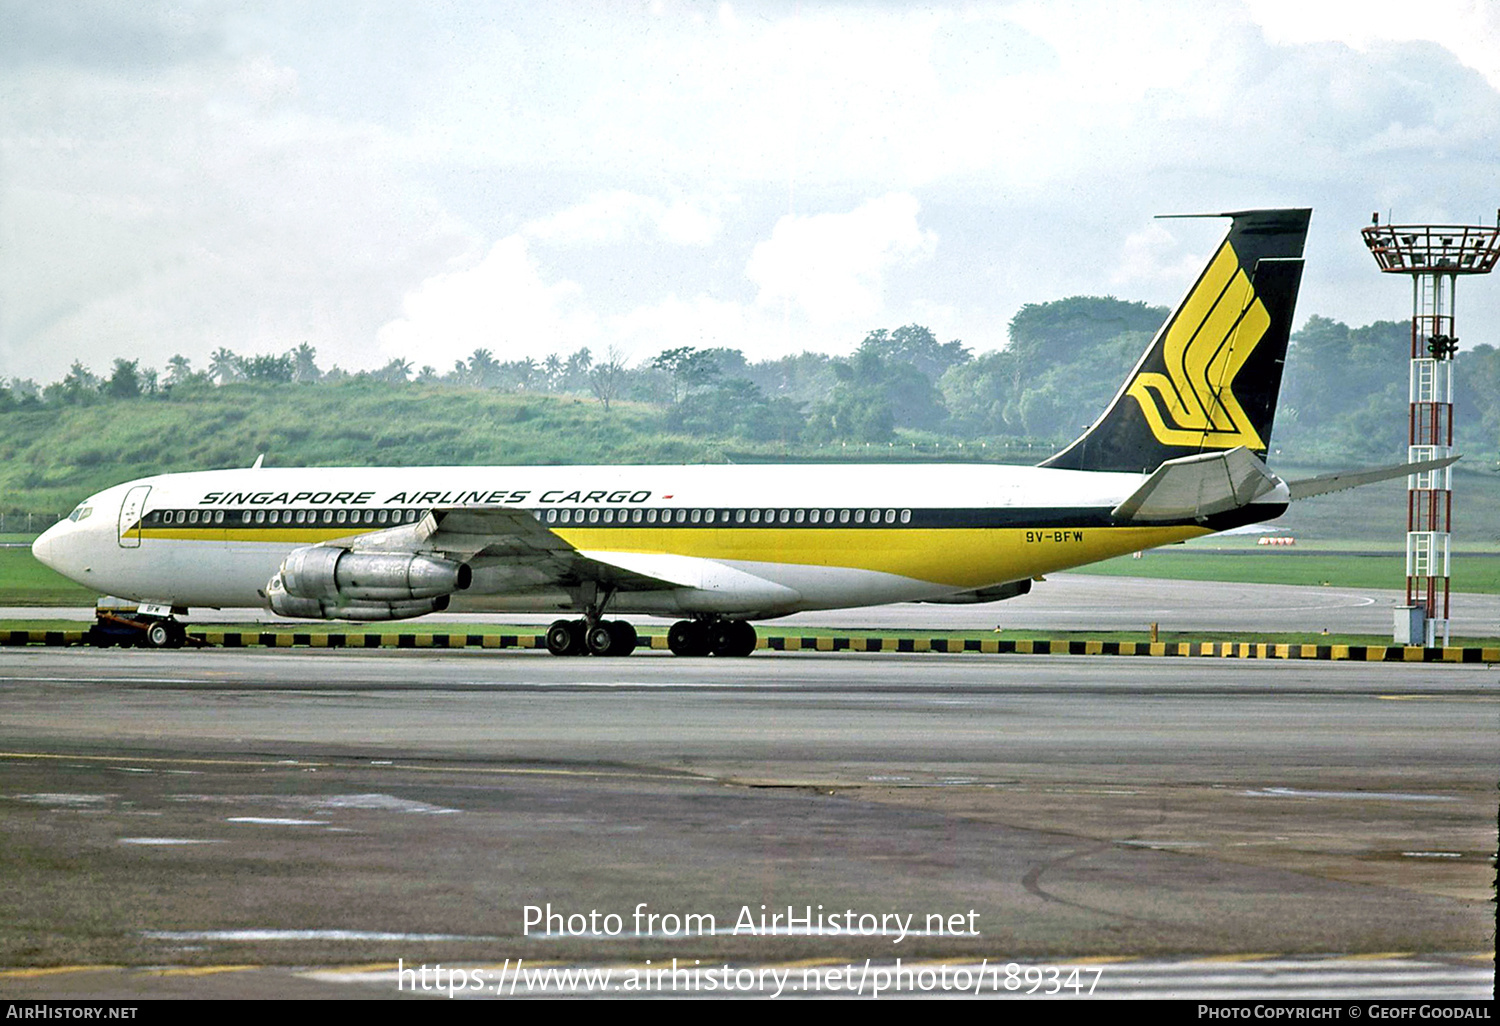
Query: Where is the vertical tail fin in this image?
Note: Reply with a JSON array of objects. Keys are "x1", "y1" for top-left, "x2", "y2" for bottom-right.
[{"x1": 1042, "y1": 208, "x2": 1310, "y2": 473}]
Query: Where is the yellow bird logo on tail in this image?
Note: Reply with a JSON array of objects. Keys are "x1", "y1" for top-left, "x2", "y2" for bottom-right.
[{"x1": 1125, "y1": 242, "x2": 1270, "y2": 451}]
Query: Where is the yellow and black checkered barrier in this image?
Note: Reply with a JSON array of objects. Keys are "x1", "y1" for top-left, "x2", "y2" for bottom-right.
[{"x1": 2, "y1": 628, "x2": 1496, "y2": 662}]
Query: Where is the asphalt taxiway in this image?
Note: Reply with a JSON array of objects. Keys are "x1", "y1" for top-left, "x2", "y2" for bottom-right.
[{"x1": 1, "y1": 641, "x2": 1494, "y2": 998}]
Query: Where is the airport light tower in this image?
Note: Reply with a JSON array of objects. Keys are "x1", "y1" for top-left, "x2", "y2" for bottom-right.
[{"x1": 1361, "y1": 213, "x2": 1500, "y2": 646}]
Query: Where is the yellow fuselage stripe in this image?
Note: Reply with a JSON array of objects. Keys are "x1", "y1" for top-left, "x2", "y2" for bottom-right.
[{"x1": 139, "y1": 524, "x2": 1207, "y2": 590}]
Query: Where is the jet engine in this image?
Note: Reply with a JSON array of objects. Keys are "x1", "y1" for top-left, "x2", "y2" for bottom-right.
[{"x1": 266, "y1": 545, "x2": 471, "y2": 621}]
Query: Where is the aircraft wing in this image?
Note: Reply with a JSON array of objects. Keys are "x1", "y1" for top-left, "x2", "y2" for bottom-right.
[
  {"x1": 332, "y1": 506, "x2": 694, "y2": 593},
  {"x1": 1111, "y1": 447, "x2": 1282, "y2": 523},
  {"x1": 1285, "y1": 456, "x2": 1459, "y2": 501}
]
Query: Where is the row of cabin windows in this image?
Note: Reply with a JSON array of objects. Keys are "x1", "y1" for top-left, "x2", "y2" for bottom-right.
[
  {"x1": 147, "y1": 507, "x2": 915, "y2": 528},
  {"x1": 542, "y1": 507, "x2": 913, "y2": 526},
  {"x1": 149, "y1": 508, "x2": 425, "y2": 527}
]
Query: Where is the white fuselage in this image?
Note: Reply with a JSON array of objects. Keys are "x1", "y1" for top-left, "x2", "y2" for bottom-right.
[{"x1": 32, "y1": 463, "x2": 1283, "y2": 620}]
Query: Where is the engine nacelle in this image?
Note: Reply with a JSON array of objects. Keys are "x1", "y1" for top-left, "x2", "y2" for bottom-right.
[
  {"x1": 266, "y1": 573, "x2": 452, "y2": 621},
  {"x1": 279, "y1": 546, "x2": 471, "y2": 602}
]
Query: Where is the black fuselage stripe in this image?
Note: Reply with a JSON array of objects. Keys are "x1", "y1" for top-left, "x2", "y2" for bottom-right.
[
  {"x1": 136, "y1": 503, "x2": 1287, "y2": 533},
  {"x1": 141, "y1": 506, "x2": 1119, "y2": 530}
]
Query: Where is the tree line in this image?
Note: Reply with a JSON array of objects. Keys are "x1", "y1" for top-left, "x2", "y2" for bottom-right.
[{"x1": 4, "y1": 298, "x2": 1498, "y2": 461}]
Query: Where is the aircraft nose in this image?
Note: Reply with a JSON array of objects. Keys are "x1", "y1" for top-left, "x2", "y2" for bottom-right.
[{"x1": 32, "y1": 521, "x2": 64, "y2": 572}]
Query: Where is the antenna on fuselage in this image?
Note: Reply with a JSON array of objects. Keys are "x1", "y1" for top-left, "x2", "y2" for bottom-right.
[{"x1": 251, "y1": 453, "x2": 265, "y2": 469}]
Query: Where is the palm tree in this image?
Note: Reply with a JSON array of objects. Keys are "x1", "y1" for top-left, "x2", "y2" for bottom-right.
[
  {"x1": 208, "y1": 348, "x2": 241, "y2": 384},
  {"x1": 165, "y1": 354, "x2": 193, "y2": 386},
  {"x1": 377, "y1": 358, "x2": 413, "y2": 384},
  {"x1": 467, "y1": 348, "x2": 501, "y2": 388}
]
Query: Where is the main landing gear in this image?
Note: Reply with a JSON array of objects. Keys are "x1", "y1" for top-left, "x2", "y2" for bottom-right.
[
  {"x1": 545, "y1": 618, "x2": 638, "y2": 657},
  {"x1": 667, "y1": 618, "x2": 756, "y2": 658},
  {"x1": 544, "y1": 617, "x2": 757, "y2": 657}
]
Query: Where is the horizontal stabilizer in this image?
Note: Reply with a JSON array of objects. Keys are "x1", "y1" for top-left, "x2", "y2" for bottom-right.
[
  {"x1": 1286, "y1": 456, "x2": 1459, "y2": 501},
  {"x1": 1112, "y1": 447, "x2": 1282, "y2": 523}
]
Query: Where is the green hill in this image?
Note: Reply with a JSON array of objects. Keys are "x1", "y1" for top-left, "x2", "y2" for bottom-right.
[{"x1": 1, "y1": 382, "x2": 711, "y2": 515}]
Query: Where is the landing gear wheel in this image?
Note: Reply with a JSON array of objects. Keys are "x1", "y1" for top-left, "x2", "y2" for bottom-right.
[
  {"x1": 144, "y1": 621, "x2": 174, "y2": 649},
  {"x1": 545, "y1": 619, "x2": 586, "y2": 656},
  {"x1": 710, "y1": 619, "x2": 757, "y2": 657},
  {"x1": 166, "y1": 621, "x2": 187, "y2": 648},
  {"x1": 667, "y1": 620, "x2": 710, "y2": 657},
  {"x1": 585, "y1": 620, "x2": 637, "y2": 657},
  {"x1": 606, "y1": 619, "x2": 637, "y2": 656}
]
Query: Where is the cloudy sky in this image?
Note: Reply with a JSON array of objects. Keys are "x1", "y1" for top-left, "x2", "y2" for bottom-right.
[{"x1": 2, "y1": 0, "x2": 1498, "y2": 384}]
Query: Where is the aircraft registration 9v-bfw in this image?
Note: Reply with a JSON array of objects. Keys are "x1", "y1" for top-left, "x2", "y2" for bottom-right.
[{"x1": 31, "y1": 208, "x2": 1451, "y2": 656}]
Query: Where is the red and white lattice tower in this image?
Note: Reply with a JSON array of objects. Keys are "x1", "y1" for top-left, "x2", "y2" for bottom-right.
[{"x1": 1361, "y1": 214, "x2": 1500, "y2": 646}]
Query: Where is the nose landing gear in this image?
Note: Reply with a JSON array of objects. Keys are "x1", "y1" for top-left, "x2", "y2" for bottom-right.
[{"x1": 87, "y1": 603, "x2": 188, "y2": 649}]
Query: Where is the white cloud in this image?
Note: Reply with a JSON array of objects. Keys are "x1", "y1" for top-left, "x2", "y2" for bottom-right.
[
  {"x1": 746, "y1": 193, "x2": 937, "y2": 327},
  {"x1": 1243, "y1": 0, "x2": 1500, "y2": 89},
  {"x1": 4, "y1": 1, "x2": 1499, "y2": 385},
  {"x1": 522, "y1": 190, "x2": 721, "y2": 248},
  {"x1": 375, "y1": 235, "x2": 596, "y2": 367},
  {"x1": 1111, "y1": 222, "x2": 1212, "y2": 291}
]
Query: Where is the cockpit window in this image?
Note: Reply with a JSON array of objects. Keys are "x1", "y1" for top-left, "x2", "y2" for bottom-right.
[{"x1": 68, "y1": 504, "x2": 93, "y2": 522}]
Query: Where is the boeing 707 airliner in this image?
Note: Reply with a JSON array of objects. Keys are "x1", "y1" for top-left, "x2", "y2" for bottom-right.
[{"x1": 31, "y1": 208, "x2": 1446, "y2": 656}]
